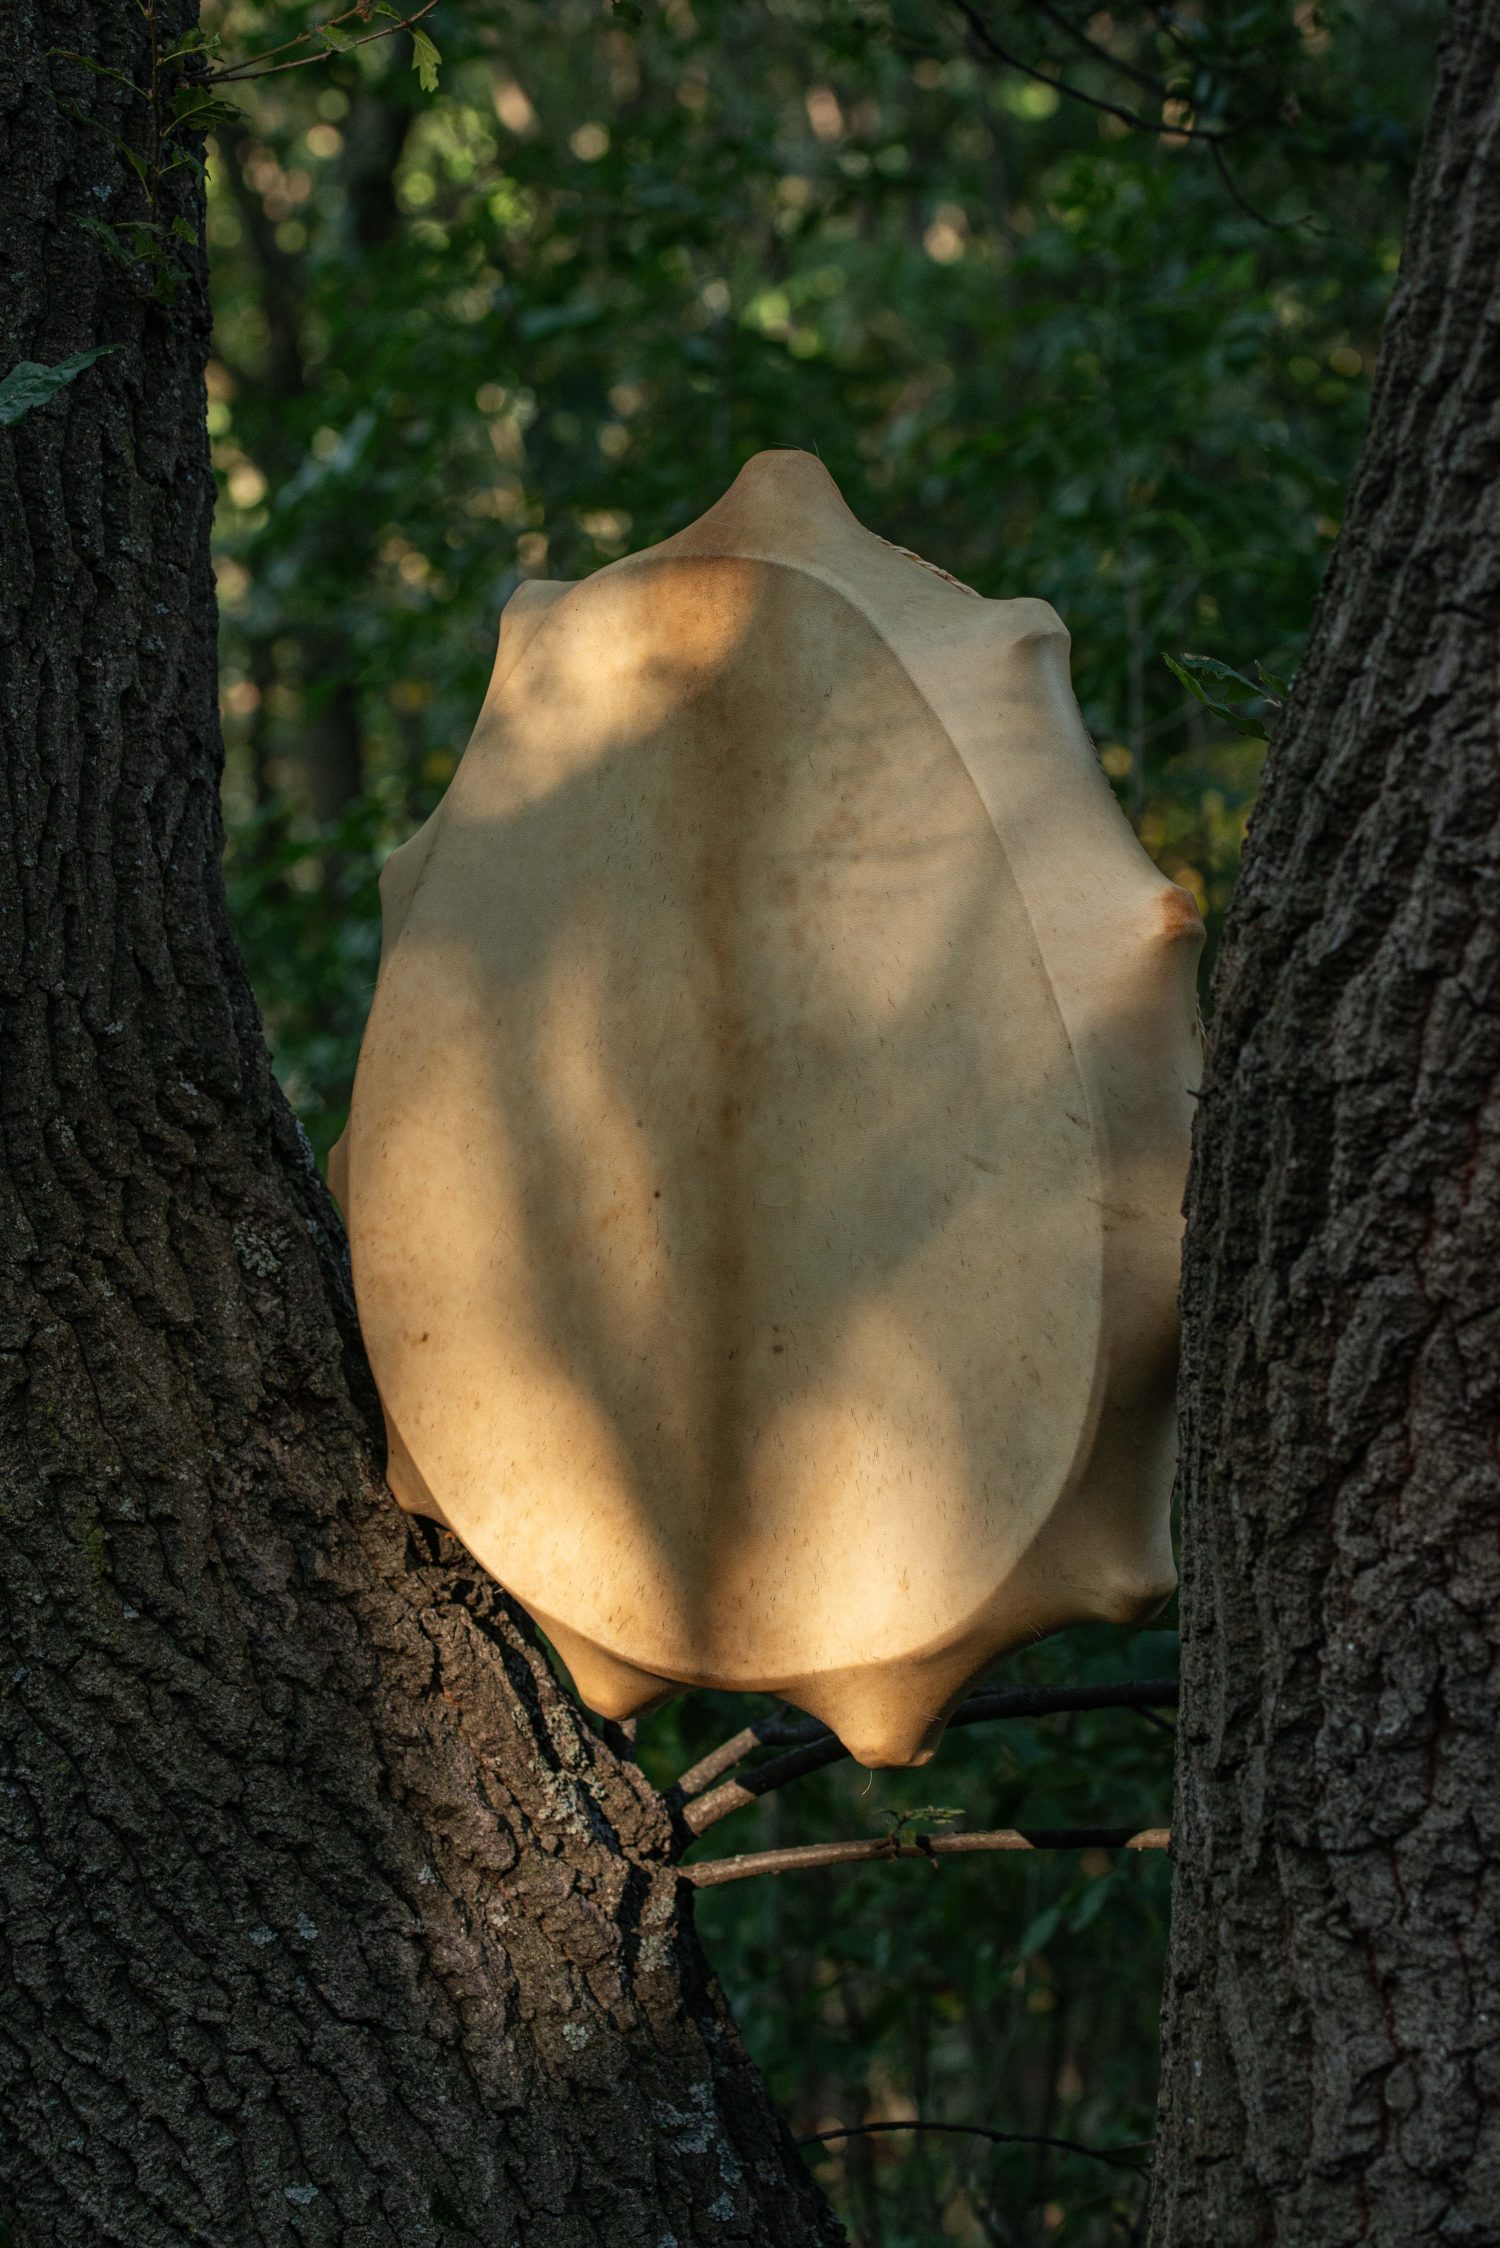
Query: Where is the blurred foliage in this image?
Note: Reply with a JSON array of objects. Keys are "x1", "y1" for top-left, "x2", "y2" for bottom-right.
[
  {"x1": 210, "y1": 1, "x2": 1438, "y2": 2237},
  {"x1": 638, "y1": 1628, "x2": 1180, "y2": 2245}
]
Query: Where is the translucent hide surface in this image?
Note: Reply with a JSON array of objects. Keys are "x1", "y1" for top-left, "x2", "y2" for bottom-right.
[{"x1": 333, "y1": 452, "x2": 1202, "y2": 1766}]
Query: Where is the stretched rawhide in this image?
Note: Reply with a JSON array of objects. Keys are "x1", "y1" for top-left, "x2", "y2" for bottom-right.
[{"x1": 330, "y1": 451, "x2": 1202, "y2": 1768}]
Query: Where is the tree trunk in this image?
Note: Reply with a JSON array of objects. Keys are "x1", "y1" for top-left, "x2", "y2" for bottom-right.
[
  {"x1": 1152, "y1": 3, "x2": 1500, "y2": 2239},
  {"x1": 0, "y1": 10, "x2": 841, "y2": 2243}
]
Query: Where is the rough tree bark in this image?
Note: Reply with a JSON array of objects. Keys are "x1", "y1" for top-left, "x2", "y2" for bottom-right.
[
  {"x1": 0, "y1": 9, "x2": 841, "y2": 2243},
  {"x1": 1152, "y1": 2, "x2": 1500, "y2": 2239}
]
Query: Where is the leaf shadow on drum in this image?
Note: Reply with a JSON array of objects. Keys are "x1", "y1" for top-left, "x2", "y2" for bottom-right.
[{"x1": 347, "y1": 556, "x2": 1103, "y2": 1745}]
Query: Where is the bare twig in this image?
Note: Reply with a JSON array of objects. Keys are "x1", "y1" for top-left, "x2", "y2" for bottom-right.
[
  {"x1": 1143, "y1": 1, "x2": 1289, "y2": 84},
  {"x1": 674, "y1": 1723, "x2": 776, "y2": 1802},
  {"x1": 798, "y1": 2118, "x2": 1153, "y2": 2175},
  {"x1": 676, "y1": 1678, "x2": 1179, "y2": 1836},
  {"x1": 1022, "y1": 0, "x2": 1170, "y2": 101},
  {"x1": 684, "y1": 1826, "x2": 1170, "y2": 1886},
  {"x1": 1210, "y1": 139, "x2": 1313, "y2": 232},
  {"x1": 949, "y1": 0, "x2": 1241, "y2": 145},
  {"x1": 206, "y1": 1, "x2": 439, "y2": 85}
]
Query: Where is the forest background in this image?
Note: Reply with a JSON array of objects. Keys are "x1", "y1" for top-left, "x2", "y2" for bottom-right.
[{"x1": 205, "y1": 3, "x2": 1439, "y2": 2240}]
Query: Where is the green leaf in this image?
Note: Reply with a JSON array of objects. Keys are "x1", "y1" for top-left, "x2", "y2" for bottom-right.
[
  {"x1": 0, "y1": 345, "x2": 120, "y2": 429},
  {"x1": 46, "y1": 51, "x2": 148, "y2": 99},
  {"x1": 884, "y1": 1804, "x2": 964, "y2": 1836},
  {"x1": 59, "y1": 105, "x2": 153, "y2": 183},
  {"x1": 1254, "y1": 659, "x2": 1290, "y2": 698},
  {"x1": 410, "y1": 24, "x2": 441, "y2": 93},
  {"x1": 1203, "y1": 711, "x2": 1268, "y2": 743},
  {"x1": 1209, "y1": 708, "x2": 1275, "y2": 739},
  {"x1": 1016, "y1": 1904, "x2": 1061, "y2": 1962},
  {"x1": 74, "y1": 213, "x2": 131, "y2": 263},
  {"x1": 170, "y1": 214, "x2": 197, "y2": 246},
  {"x1": 1162, "y1": 652, "x2": 1216, "y2": 708},
  {"x1": 160, "y1": 149, "x2": 208, "y2": 184},
  {"x1": 162, "y1": 28, "x2": 222, "y2": 62},
  {"x1": 1174, "y1": 651, "x2": 1263, "y2": 698},
  {"x1": 1162, "y1": 653, "x2": 1267, "y2": 736},
  {"x1": 169, "y1": 94, "x2": 246, "y2": 137},
  {"x1": 320, "y1": 22, "x2": 356, "y2": 51}
]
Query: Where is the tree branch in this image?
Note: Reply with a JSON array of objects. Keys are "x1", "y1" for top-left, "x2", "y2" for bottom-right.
[
  {"x1": 1210, "y1": 138, "x2": 1312, "y2": 232},
  {"x1": 798, "y1": 2118, "x2": 1152, "y2": 2175},
  {"x1": 684, "y1": 1826, "x2": 1171, "y2": 1887},
  {"x1": 674, "y1": 1679, "x2": 1179, "y2": 1837},
  {"x1": 673, "y1": 1709, "x2": 823, "y2": 1803},
  {"x1": 674, "y1": 1724, "x2": 774, "y2": 1802},
  {"x1": 1022, "y1": 0, "x2": 1171, "y2": 102},
  {"x1": 1142, "y1": 1, "x2": 1289, "y2": 86},
  {"x1": 207, "y1": 1, "x2": 440, "y2": 86},
  {"x1": 949, "y1": 0, "x2": 1243, "y2": 146}
]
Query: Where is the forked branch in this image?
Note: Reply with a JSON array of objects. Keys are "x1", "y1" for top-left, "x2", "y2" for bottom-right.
[
  {"x1": 206, "y1": 2, "x2": 440, "y2": 86},
  {"x1": 949, "y1": 0, "x2": 1244, "y2": 145},
  {"x1": 673, "y1": 1678, "x2": 1179, "y2": 1837}
]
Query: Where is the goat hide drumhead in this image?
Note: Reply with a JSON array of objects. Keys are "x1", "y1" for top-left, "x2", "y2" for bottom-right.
[{"x1": 330, "y1": 451, "x2": 1202, "y2": 1768}]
